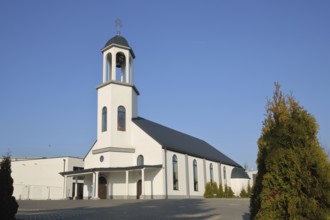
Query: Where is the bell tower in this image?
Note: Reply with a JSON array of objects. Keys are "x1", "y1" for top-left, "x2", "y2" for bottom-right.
[
  {"x1": 102, "y1": 34, "x2": 135, "y2": 84},
  {"x1": 95, "y1": 26, "x2": 139, "y2": 149}
]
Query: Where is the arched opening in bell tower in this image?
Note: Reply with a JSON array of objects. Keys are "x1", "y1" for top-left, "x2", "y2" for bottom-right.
[
  {"x1": 115, "y1": 52, "x2": 126, "y2": 82},
  {"x1": 105, "y1": 53, "x2": 112, "y2": 82}
]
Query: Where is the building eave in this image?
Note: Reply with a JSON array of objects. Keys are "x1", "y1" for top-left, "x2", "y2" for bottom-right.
[{"x1": 59, "y1": 164, "x2": 162, "y2": 176}]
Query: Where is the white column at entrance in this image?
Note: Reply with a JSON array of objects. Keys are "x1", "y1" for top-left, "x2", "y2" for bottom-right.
[
  {"x1": 92, "y1": 173, "x2": 95, "y2": 198},
  {"x1": 141, "y1": 168, "x2": 145, "y2": 199},
  {"x1": 74, "y1": 177, "x2": 78, "y2": 200},
  {"x1": 125, "y1": 170, "x2": 129, "y2": 199},
  {"x1": 95, "y1": 172, "x2": 99, "y2": 199},
  {"x1": 63, "y1": 176, "x2": 68, "y2": 199}
]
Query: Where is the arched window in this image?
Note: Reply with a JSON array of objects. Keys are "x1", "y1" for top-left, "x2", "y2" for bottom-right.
[
  {"x1": 172, "y1": 155, "x2": 178, "y2": 190},
  {"x1": 223, "y1": 166, "x2": 226, "y2": 180},
  {"x1": 99, "y1": 176, "x2": 107, "y2": 184},
  {"x1": 210, "y1": 163, "x2": 214, "y2": 184},
  {"x1": 117, "y1": 106, "x2": 126, "y2": 131},
  {"x1": 102, "y1": 107, "x2": 107, "y2": 132},
  {"x1": 193, "y1": 159, "x2": 198, "y2": 191},
  {"x1": 137, "y1": 155, "x2": 144, "y2": 166}
]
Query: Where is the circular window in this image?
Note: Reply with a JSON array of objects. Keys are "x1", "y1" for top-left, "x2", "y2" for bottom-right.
[{"x1": 100, "y1": 155, "x2": 104, "y2": 162}]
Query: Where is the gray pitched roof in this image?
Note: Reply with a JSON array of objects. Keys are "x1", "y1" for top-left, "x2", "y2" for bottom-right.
[{"x1": 132, "y1": 117, "x2": 242, "y2": 167}]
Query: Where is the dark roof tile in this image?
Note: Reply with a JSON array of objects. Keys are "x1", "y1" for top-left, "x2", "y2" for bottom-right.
[{"x1": 133, "y1": 117, "x2": 241, "y2": 167}]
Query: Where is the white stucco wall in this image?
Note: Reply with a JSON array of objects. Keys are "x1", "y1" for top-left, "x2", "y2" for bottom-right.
[
  {"x1": 11, "y1": 157, "x2": 83, "y2": 200},
  {"x1": 220, "y1": 164, "x2": 234, "y2": 187},
  {"x1": 166, "y1": 151, "x2": 187, "y2": 197},
  {"x1": 187, "y1": 156, "x2": 205, "y2": 197},
  {"x1": 231, "y1": 178, "x2": 250, "y2": 196},
  {"x1": 131, "y1": 122, "x2": 163, "y2": 166},
  {"x1": 83, "y1": 175, "x2": 93, "y2": 199},
  {"x1": 205, "y1": 160, "x2": 220, "y2": 186},
  {"x1": 145, "y1": 168, "x2": 162, "y2": 198},
  {"x1": 83, "y1": 119, "x2": 165, "y2": 199},
  {"x1": 246, "y1": 170, "x2": 258, "y2": 186},
  {"x1": 90, "y1": 168, "x2": 162, "y2": 199},
  {"x1": 164, "y1": 150, "x2": 233, "y2": 198},
  {"x1": 96, "y1": 83, "x2": 137, "y2": 150}
]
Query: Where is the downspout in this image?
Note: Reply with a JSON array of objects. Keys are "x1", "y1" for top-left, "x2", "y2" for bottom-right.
[
  {"x1": 164, "y1": 147, "x2": 168, "y2": 199},
  {"x1": 62, "y1": 159, "x2": 66, "y2": 199}
]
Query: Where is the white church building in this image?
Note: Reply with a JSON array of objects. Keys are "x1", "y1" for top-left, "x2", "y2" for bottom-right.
[
  {"x1": 60, "y1": 34, "x2": 250, "y2": 200},
  {"x1": 10, "y1": 33, "x2": 250, "y2": 200}
]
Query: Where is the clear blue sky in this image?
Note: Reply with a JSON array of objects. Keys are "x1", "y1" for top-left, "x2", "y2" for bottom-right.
[{"x1": 1, "y1": 1, "x2": 329, "y2": 169}]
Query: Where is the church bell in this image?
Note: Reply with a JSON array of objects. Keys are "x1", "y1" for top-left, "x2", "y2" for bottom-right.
[{"x1": 116, "y1": 53, "x2": 125, "y2": 67}]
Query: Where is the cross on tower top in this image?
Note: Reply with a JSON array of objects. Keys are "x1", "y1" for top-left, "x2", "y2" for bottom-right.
[{"x1": 115, "y1": 18, "x2": 122, "y2": 35}]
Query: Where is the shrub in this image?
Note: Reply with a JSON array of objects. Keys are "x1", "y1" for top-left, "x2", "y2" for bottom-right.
[
  {"x1": 211, "y1": 182, "x2": 218, "y2": 197},
  {"x1": 240, "y1": 187, "x2": 248, "y2": 198},
  {"x1": 217, "y1": 183, "x2": 224, "y2": 198},
  {"x1": 216, "y1": 183, "x2": 235, "y2": 198},
  {"x1": 0, "y1": 154, "x2": 19, "y2": 220},
  {"x1": 204, "y1": 182, "x2": 219, "y2": 198},
  {"x1": 224, "y1": 185, "x2": 234, "y2": 198},
  {"x1": 240, "y1": 184, "x2": 253, "y2": 198},
  {"x1": 247, "y1": 184, "x2": 252, "y2": 197},
  {"x1": 203, "y1": 182, "x2": 213, "y2": 198}
]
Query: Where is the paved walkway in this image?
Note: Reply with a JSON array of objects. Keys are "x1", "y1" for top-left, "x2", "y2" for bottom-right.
[{"x1": 17, "y1": 199, "x2": 250, "y2": 220}]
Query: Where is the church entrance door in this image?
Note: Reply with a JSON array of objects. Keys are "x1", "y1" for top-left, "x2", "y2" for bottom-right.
[
  {"x1": 98, "y1": 176, "x2": 107, "y2": 199},
  {"x1": 136, "y1": 180, "x2": 142, "y2": 199}
]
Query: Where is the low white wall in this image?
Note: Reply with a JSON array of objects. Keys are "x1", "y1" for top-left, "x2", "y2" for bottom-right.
[
  {"x1": 231, "y1": 178, "x2": 250, "y2": 197},
  {"x1": 11, "y1": 157, "x2": 83, "y2": 200}
]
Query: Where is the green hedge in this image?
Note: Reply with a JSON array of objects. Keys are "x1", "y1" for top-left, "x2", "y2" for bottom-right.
[{"x1": 204, "y1": 182, "x2": 235, "y2": 198}]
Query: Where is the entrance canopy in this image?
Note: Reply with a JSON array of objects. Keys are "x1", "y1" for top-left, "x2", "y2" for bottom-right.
[
  {"x1": 59, "y1": 164, "x2": 162, "y2": 200},
  {"x1": 59, "y1": 164, "x2": 162, "y2": 177}
]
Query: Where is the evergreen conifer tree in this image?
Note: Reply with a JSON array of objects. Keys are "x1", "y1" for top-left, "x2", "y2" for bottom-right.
[
  {"x1": 217, "y1": 183, "x2": 224, "y2": 198},
  {"x1": 223, "y1": 184, "x2": 234, "y2": 198},
  {"x1": 247, "y1": 183, "x2": 252, "y2": 197},
  {"x1": 250, "y1": 83, "x2": 330, "y2": 219},
  {"x1": 0, "y1": 154, "x2": 19, "y2": 220},
  {"x1": 204, "y1": 182, "x2": 219, "y2": 198},
  {"x1": 203, "y1": 182, "x2": 213, "y2": 198},
  {"x1": 211, "y1": 182, "x2": 218, "y2": 197},
  {"x1": 240, "y1": 187, "x2": 248, "y2": 198},
  {"x1": 227, "y1": 186, "x2": 234, "y2": 198},
  {"x1": 224, "y1": 184, "x2": 229, "y2": 198}
]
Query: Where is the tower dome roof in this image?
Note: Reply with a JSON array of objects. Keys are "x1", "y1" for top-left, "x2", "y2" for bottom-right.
[
  {"x1": 104, "y1": 35, "x2": 130, "y2": 48},
  {"x1": 231, "y1": 167, "x2": 250, "y2": 179},
  {"x1": 103, "y1": 35, "x2": 135, "y2": 58}
]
